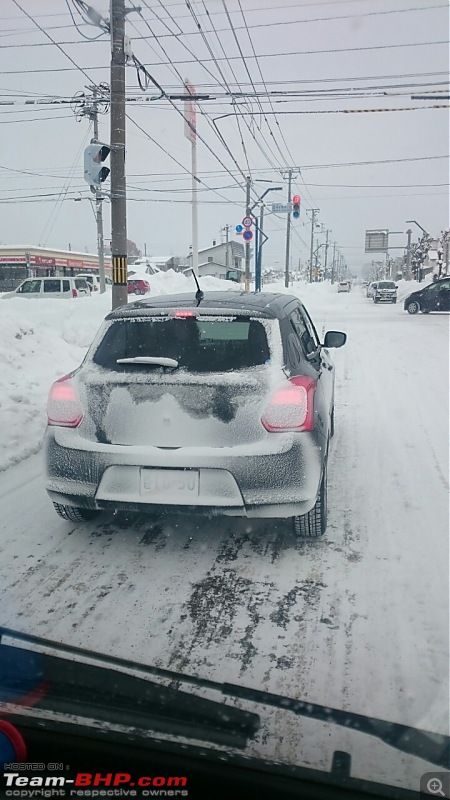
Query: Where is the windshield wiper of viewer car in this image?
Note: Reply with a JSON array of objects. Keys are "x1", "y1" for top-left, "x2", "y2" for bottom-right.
[{"x1": 0, "y1": 627, "x2": 448, "y2": 769}]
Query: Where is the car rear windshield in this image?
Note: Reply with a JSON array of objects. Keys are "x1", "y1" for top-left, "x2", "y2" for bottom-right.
[
  {"x1": 377, "y1": 282, "x2": 395, "y2": 289},
  {"x1": 92, "y1": 316, "x2": 271, "y2": 373}
]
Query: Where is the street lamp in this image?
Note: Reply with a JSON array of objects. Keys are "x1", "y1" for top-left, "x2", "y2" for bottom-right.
[
  {"x1": 249, "y1": 186, "x2": 282, "y2": 213},
  {"x1": 406, "y1": 219, "x2": 429, "y2": 236}
]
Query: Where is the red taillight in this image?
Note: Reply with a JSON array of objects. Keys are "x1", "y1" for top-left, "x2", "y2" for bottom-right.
[
  {"x1": 72, "y1": 288, "x2": 77, "y2": 298},
  {"x1": 47, "y1": 375, "x2": 83, "y2": 427},
  {"x1": 173, "y1": 310, "x2": 195, "y2": 317},
  {"x1": 261, "y1": 376, "x2": 316, "y2": 432}
]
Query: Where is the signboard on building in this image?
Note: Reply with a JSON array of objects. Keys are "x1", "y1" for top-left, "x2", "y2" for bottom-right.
[
  {"x1": 184, "y1": 80, "x2": 196, "y2": 143},
  {"x1": 365, "y1": 230, "x2": 389, "y2": 252},
  {"x1": 34, "y1": 256, "x2": 56, "y2": 266}
]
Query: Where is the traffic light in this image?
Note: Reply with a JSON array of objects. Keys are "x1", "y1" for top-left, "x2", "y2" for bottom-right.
[
  {"x1": 292, "y1": 195, "x2": 301, "y2": 219},
  {"x1": 84, "y1": 143, "x2": 110, "y2": 188}
]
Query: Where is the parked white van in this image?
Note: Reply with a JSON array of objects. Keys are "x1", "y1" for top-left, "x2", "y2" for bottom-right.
[
  {"x1": 76, "y1": 274, "x2": 112, "y2": 292},
  {"x1": 2, "y1": 276, "x2": 90, "y2": 299}
]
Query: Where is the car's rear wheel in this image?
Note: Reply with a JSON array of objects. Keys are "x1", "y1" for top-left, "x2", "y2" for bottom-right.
[
  {"x1": 293, "y1": 461, "x2": 328, "y2": 538},
  {"x1": 52, "y1": 503, "x2": 99, "y2": 523},
  {"x1": 134, "y1": 288, "x2": 143, "y2": 295},
  {"x1": 406, "y1": 300, "x2": 420, "y2": 314}
]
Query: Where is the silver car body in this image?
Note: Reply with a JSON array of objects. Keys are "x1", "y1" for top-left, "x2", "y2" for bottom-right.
[{"x1": 45, "y1": 294, "x2": 335, "y2": 520}]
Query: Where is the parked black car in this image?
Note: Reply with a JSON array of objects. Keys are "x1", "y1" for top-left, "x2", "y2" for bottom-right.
[
  {"x1": 404, "y1": 277, "x2": 450, "y2": 314},
  {"x1": 45, "y1": 291, "x2": 346, "y2": 538}
]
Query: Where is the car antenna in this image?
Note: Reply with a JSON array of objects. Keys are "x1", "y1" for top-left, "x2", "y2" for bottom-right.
[{"x1": 192, "y1": 270, "x2": 204, "y2": 306}]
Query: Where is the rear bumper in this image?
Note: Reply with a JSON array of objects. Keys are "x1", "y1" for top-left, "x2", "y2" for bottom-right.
[{"x1": 45, "y1": 427, "x2": 326, "y2": 520}]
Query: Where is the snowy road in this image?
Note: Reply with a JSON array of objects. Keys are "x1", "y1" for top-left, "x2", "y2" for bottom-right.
[{"x1": 0, "y1": 285, "x2": 448, "y2": 788}]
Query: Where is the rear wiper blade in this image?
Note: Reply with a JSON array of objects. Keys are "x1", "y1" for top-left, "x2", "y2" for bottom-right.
[
  {"x1": 116, "y1": 357, "x2": 178, "y2": 368},
  {"x1": 1, "y1": 627, "x2": 448, "y2": 768}
]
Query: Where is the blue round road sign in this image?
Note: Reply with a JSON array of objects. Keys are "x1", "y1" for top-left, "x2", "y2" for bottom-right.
[
  {"x1": 243, "y1": 229, "x2": 253, "y2": 241},
  {"x1": 235, "y1": 224, "x2": 243, "y2": 233}
]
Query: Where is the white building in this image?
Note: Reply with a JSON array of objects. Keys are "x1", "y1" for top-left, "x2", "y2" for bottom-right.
[{"x1": 186, "y1": 241, "x2": 245, "y2": 279}]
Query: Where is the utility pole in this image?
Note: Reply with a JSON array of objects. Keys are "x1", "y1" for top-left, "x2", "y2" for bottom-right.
[
  {"x1": 92, "y1": 86, "x2": 106, "y2": 294},
  {"x1": 222, "y1": 224, "x2": 230, "y2": 274},
  {"x1": 331, "y1": 242, "x2": 336, "y2": 284},
  {"x1": 308, "y1": 208, "x2": 320, "y2": 283},
  {"x1": 74, "y1": 84, "x2": 108, "y2": 292},
  {"x1": 324, "y1": 229, "x2": 330, "y2": 278},
  {"x1": 259, "y1": 203, "x2": 264, "y2": 287},
  {"x1": 405, "y1": 228, "x2": 412, "y2": 280},
  {"x1": 110, "y1": 0, "x2": 128, "y2": 310},
  {"x1": 245, "y1": 176, "x2": 251, "y2": 291},
  {"x1": 284, "y1": 169, "x2": 293, "y2": 288}
]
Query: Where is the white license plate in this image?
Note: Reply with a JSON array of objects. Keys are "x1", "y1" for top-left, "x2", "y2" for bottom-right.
[{"x1": 140, "y1": 469, "x2": 199, "y2": 501}]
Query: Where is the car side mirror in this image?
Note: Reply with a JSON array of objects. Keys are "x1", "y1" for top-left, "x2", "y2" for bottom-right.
[
  {"x1": 395, "y1": 285, "x2": 399, "y2": 289},
  {"x1": 324, "y1": 331, "x2": 347, "y2": 348}
]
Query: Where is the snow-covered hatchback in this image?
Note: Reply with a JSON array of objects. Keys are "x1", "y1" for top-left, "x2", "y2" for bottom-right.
[{"x1": 45, "y1": 292, "x2": 346, "y2": 537}]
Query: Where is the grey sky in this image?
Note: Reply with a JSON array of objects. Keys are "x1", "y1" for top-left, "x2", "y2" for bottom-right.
[{"x1": 0, "y1": 0, "x2": 448, "y2": 269}]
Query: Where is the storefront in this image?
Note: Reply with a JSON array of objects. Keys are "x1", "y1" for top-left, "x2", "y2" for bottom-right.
[{"x1": 0, "y1": 247, "x2": 111, "y2": 291}]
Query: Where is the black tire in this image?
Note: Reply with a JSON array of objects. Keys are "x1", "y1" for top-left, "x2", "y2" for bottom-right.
[
  {"x1": 293, "y1": 461, "x2": 328, "y2": 538},
  {"x1": 392, "y1": 299, "x2": 397, "y2": 304},
  {"x1": 330, "y1": 406, "x2": 335, "y2": 438},
  {"x1": 134, "y1": 288, "x2": 142, "y2": 295},
  {"x1": 53, "y1": 503, "x2": 99, "y2": 523},
  {"x1": 406, "y1": 300, "x2": 420, "y2": 314},
  {"x1": 373, "y1": 298, "x2": 378, "y2": 303}
]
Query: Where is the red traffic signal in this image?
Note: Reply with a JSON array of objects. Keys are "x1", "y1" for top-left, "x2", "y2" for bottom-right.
[{"x1": 292, "y1": 195, "x2": 301, "y2": 219}]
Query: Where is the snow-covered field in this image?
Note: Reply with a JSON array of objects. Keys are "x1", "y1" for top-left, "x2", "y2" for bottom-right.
[{"x1": 0, "y1": 275, "x2": 448, "y2": 792}]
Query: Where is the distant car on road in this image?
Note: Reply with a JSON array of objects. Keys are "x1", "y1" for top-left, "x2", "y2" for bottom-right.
[
  {"x1": 127, "y1": 278, "x2": 150, "y2": 295},
  {"x1": 337, "y1": 281, "x2": 351, "y2": 293},
  {"x1": 2, "y1": 276, "x2": 90, "y2": 300},
  {"x1": 373, "y1": 281, "x2": 398, "y2": 304},
  {"x1": 366, "y1": 281, "x2": 378, "y2": 298},
  {"x1": 404, "y1": 277, "x2": 450, "y2": 314},
  {"x1": 45, "y1": 291, "x2": 346, "y2": 538}
]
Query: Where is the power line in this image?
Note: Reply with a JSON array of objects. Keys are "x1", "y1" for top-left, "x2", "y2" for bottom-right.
[
  {"x1": 125, "y1": 3, "x2": 253, "y2": 188},
  {"x1": 10, "y1": 0, "x2": 95, "y2": 85},
  {"x1": 142, "y1": 0, "x2": 285, "y2": 196},
  {"x1": 2, "y1": 3, "x2": 445, "y2": 43},
  {"x1": 135, "y1": 0, "x2": 254, "y2": 178}
]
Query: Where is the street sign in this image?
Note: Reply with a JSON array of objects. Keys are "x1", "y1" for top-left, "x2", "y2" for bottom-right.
[
  {"x1": 365, "y1": 229, "x2": 389, "y2": 252},
  {"x1": 272, "y1": 203, "x2": 292, "y2": 214},
  {"x1": 235, "y1": 224, "x2": 243, "y2": 233},
  {"x1": 243, "y1": 229, "x2": 253, "y2": 241},
  {"x1": 242, "y1": 216, "x2": 253, "y2": 228}
]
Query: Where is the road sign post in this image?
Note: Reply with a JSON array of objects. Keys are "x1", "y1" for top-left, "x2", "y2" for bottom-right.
[{"x1": 271, "y1": 203, "x2": 292, "y2": 214}]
